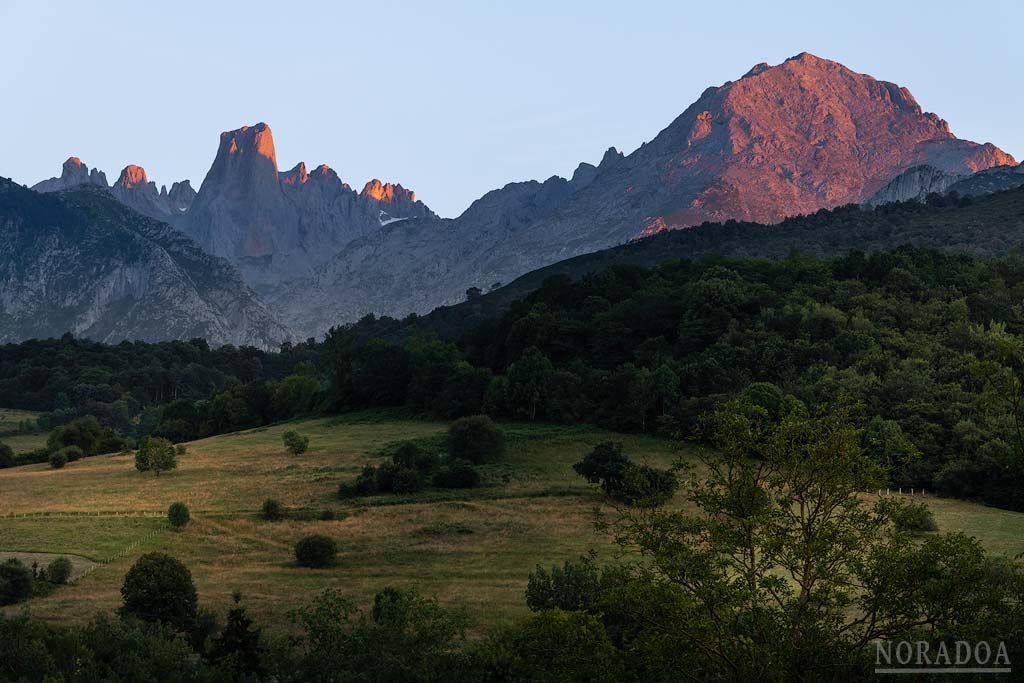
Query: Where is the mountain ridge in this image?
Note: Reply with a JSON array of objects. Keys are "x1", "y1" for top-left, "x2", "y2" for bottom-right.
[{"x1": 0, "y1": 178, "x2": 290, "y2": 348}]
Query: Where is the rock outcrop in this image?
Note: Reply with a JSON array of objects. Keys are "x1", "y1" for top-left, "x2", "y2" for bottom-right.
[
  {"x1": 180, "y1": 122, "x2": 434, "y2": 289},
  {"x1": 33, "y1": 158, "x2": 195, "y2": 220},
  {"x1": 869, "y1": 162, "x2": 1024, "y2": 205},
  {"x1": 31, "y1": 157, "x2": 108, "y2": 193}
]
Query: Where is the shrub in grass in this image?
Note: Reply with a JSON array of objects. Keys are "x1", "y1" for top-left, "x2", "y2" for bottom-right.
[
  {"x1": 168, "y1": 502, "x2": 191, "y2": 530},
  {"x1": 175, "y1": 444, "x2": 188, "y2": 456},
  {"x1": 0, "y1": 559, "x2": 33, "y2": 605},
  {"x1": 46, "y1": 557, "x2": 73, "y2": 585},
  {"x1": 392, "y1": 442, "x2": 440, "y2": 473},
  {"x1": 260, "y1": 499, "x2": 284, "y2": 521},
  {"x1": 59, "y1": 445, "x2": 84, "y2": 463},
  {"x1": 391, "y1": 467, "x2": 427, "y2": 494},
  {"x1": 282, "y1": 430, "x2": 309, "y2": 456},
  {"x1": 892, "y1": 501, "x2": 938, "y2": 533},
  {"x1": 295, "y1": 535, "x2": 337, "y2": 568},
  {"x1": 447, "y1": 415, "x2": 505, "y2": 464},
  {"x1": 354, "y1": 465, "x2": 380, "y2": 495},
  {"x1": 135, "y1": 437, "x2": 177, "y2": 475},
  {"x1": 574, "y1": 441, "x2": 677, "y2": 507},
  {"x1": 433, "y1": 458, "x2": 480, "y2": 489},
  {"x1": 48, "y1": 450, "x2": 67, "y2": 469}
]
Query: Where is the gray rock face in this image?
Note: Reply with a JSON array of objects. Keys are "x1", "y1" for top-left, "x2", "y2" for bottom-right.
[
  {"x1": 109, "y1": 164, "x2": 198, "y2": 219},
  {"x1": 33, "y1": 158, "x2": 195, "y2": 221},
  {"x1": 867, "y1": 165, "x2": 962, "y2": 205},
  {"x1": 868, "y1": 162, "x2": 1024, "y2": 205},
  {"x1": 0, "y1": 179, "x2": 289, "y2": 348},
  {"x1": 31, "y1": 157, "x2": 108, "y2": 193},
  {"x1": 267, "y1": 170, "x2": 598, "y2": 335},
  {"x1": 180, "y1": 123, "x2": 434, "y2": 290}
]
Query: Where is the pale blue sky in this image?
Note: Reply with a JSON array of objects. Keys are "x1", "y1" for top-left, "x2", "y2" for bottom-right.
[{"x1": 1, "y1": 0, "x2": 1021, "y2": 217}]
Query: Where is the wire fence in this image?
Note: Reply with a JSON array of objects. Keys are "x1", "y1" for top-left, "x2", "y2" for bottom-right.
[{"x1": 1, "y1": 510, "x2": 166, "y2": 518}]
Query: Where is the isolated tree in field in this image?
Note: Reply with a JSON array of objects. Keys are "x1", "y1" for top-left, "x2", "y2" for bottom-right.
[
  {"x1": 447, "y1": 415, "x2": 505, "y2": 464},
  {"x1": 119, "y1": 552, "x2": 197, "y2": 632},
  {"x1": 168, "y1": 502, "x2": 190, "y2": 530},
  {"x1": 46, "y1": 557, "x2": 73, "y2": 585},
  {"x1": 295, "y1": 534, "x2": 337, "y2": 568},
  {"x1": 260, "y1": 498, "x2": 284, "y2": 521},
  {"x1": 135, "y1": 437, "x2": 177, "y2": 475},
  {"x1": 48, "y1": 450, "x2": 67, "y2": 469},
  {"x1": 282, "y1": 430, "x2": 309, "y2": 456}
]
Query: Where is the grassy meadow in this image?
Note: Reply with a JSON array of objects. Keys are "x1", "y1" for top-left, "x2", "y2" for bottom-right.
[
  {"x1": 1, "y1": 411, "x2": 1022, "y2": 632},
  {"x1": 0, "y1": 408, "x2": 48, "y2": 454}
]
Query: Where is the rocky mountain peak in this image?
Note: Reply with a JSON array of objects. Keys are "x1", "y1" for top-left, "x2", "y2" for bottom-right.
[
  {"x1": 114, "y1": 164, "x2": 150, "y2": 189},
  {"x1": 222, "y1": 122, "x2": 278, "y2": 167},
  {"x1": 33, "y1": 157, "x2": 108, "y2": 193},
  {"x1": 599, "y1": 147, "x2": 623, "y2": 169},
  {"x1": 360, "y1": 179, "x2": 415, "y2": 204},
  {"x1": 629, "y1": 53, "x2": 1016, "y2": 233},
  {"x1": 280, "y1": 162, "x2": 309, "y2": 186}
]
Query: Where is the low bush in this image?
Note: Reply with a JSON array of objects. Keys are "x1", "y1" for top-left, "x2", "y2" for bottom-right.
[
  {"x1": 45, "y1": 557, "x2": 73, "y2": 585},
  {"x1": 282, "y1": 430, "x2": 309, "y2": 456},
  {"x1": 260, "y1": 499, "x2": 284, "y2": 521},
  {"x1": 340, "y1": 438, "x2": 482, "y2": 498},
  {"x1": 448, "y1": 415, "x2": 505, "y2": 464},
  {"x1": 574, "y1": 441, "x2": 677, "y2": 507},
  {"x1": 892, "y1": 501, "x2": 939, "y2": 533},
  {"x1": 58, "y1": 445, "x2": 83, "y2": 463},
  {"x1": 48, "y1": 450, "x2": 67, "y2": 469},
  {"x1": 295, "y1": 535, "x2": 337, "y2": 568},
  {"x1": 391, "y1": 442, "x2": 441, "y2": 473},
  {"x1": 168, "y1": 502, "x2": 191, "y2": 530},
  {"x1": 433, "y1": 459, "x2": 480, "y2": 489}
]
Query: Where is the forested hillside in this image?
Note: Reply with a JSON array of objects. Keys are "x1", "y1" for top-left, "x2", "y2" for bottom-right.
[{"x1": 405, "y1": 187, "x2": 1024, "y2": 340}]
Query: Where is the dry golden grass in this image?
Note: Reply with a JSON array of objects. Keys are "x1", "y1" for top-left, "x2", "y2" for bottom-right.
[
  {"x1": 4, "y1": 413, "x2": 1020, "y2": 633},
  {"x1": 0, "y1": 415, "x2": 682, "y2": 630}
]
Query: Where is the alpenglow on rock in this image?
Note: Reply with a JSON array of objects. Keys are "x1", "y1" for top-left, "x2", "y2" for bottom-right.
[
  {"x1": 273, "y1": 53, "x2": 1015, "y2": 337},
  {"x1": 32, "y1": 157, "x2": 196, "y2": 219},
  {"x1": 31, "y1": 157, "x2": 108, "y2": 193},
  {"x1": 180, "y1": 122, "x2": 435, "y2": 290}
]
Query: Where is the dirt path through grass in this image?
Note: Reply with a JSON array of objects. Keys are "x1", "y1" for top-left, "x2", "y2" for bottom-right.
[{"x1": 0, "y1": 551, "x2": 97, "y2": 581}]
